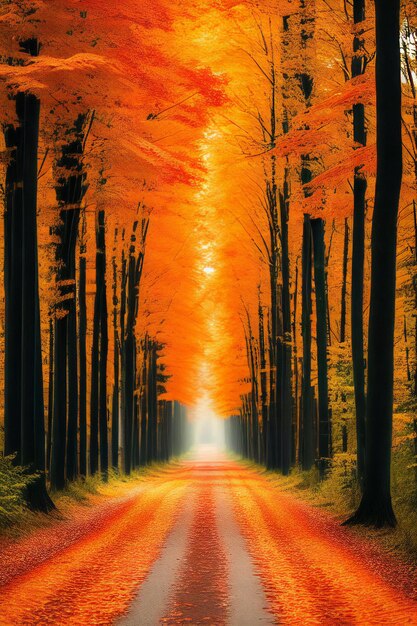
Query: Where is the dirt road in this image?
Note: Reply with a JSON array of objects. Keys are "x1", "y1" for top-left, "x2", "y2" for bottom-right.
[{"x1": 1, "y1": 449, "x2": 417, "y2": 625}]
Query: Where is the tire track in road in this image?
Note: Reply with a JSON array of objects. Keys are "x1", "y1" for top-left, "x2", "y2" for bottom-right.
[{"x1": 161, "y1": 461, "x2": 230, "y2": 625}]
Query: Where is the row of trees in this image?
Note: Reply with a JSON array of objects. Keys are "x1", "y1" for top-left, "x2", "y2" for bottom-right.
[
  {"x1": 225, "y1": 0, "x2": 404, "y2": 527},
  {"x1": 2, "y1": 36, "x2": 191, "y2": 511}
]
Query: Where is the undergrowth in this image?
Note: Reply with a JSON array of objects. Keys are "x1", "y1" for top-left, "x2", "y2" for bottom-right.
[
  {"x1": 0, "y1": 455, "x2": 36, "y2": 528},
  {"x1": 0, "y1": 459, "x2": 178, "y2": 539}
]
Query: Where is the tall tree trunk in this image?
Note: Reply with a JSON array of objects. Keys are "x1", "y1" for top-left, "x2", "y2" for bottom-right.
[
  {"x1": 166, "y1": 400, "x2": 173, "y2": 460},
  {"x1": 258, "y1": 300, "x2": 268, "y2": 465},
  {"x1": 345, "y1": 0, "x2": 402, "y2": 527},
  {"x1": 51, "y1": 115, "x2": 87, "y2": 485},
  {"x1": 151, "y1": 347, "x2": 158, "y2": 461},
  {"x1": 147, "y1": 344, "x2": 154, "y2": 463},
  {"x1": 4, "y1": 122, "x2": 22, "y2": 466},
  {"x1": 90, "y1": 212, "x2": 105, "y2": 476},
  {"x1": 311, "y1": 218, "x2": 331, "y2": 469},
  {"x1": 133, "y1": 394, "x2": 140, "y2": 468},
  {"x1": 79, "y1": 218, "x2": 87, "y2": 477},
  {"x1": 111, "y1": 246, "x2": 120, "y2": 470},
  {"x1": 140, "y1": 341, "x2": 148, "y2": 465},
  {"x1": 4, "y1": 90, "x2": 54, "y2": 510},
  {"x1": 268, "y1": 253, "x2": 278, "y2": 470},
  {"x1": 293, "y1": 259, "x2": 300, "y2": 464},
  {"x1": 123, "y1": 226, "x2": 138, "y2": 474},
  {"x1": 340, "y1": 218, "x2": 349, "y2": 342},
  {"x1": 67, "y1": 291, "x2": 79, "y2": 481},
  {"x1": 279, "y1": 167, "x2": 293, "y2": 475},
  {"x1": 351, "y1": 0, "x2": 367, "y2": 487},
  {"x1": 301, "y1": 214, "x2": 314, "y2": 469},
  {"x1": 47, "y1": 316, "x2": 54, "y2": 475},
  {"x1": 172, "y1": 399, "x2": 180, "y2": 457},
  {"x1": 351, "y1": 175, "x2": 367, "y2": 484},
  {"x1": 99, "y1": 225, "x2": 109, "y2": 479},
  {"x1": 51, "y1": 312, "x2": 67, "y2": 490},
  {"x1": 122, "y1": 218, "x2": 148, "y2": 472},
  {"x1": 244, "y1": 310, "x2": 259, "y2": 462},
  {"x1": 65, "y1": 208, "x2": 81, "y2": 482},
  {"x1": 119, "y1": 244, "x2": 127, "y2": 471}
]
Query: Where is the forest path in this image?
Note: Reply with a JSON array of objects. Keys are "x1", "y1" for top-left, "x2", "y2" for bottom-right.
[{"x1": 1, "y1": 450, "x2": 417, "y2": 625}]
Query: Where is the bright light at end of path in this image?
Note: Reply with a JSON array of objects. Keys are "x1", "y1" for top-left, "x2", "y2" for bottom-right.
[
  {"x1": 191, "y1": 401, "x2": 225, "y2": 451},
  {"x1": 203, "y1": 266, "x2": 215, "y2": 275}
]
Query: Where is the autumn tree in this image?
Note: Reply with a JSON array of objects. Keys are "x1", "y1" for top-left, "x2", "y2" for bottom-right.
[
  {"x1": 345, "y1": 0, "x2": 402, "y2": 527},
  {"x1": 3, "y1": 40, "x2": 54, "y2": 511}
]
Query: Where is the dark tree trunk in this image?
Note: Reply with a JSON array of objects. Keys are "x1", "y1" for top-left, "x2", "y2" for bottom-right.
[
  {"x1": 151, "y1": 347, "x2": 158, "y2": 461},
  {"x1": 244, "y1": 311, "x2": 259, "y2": 463},
  {"x1": 122, "y1": 218, "x2": 148, "y2": 472},
  {"x1": 301, "y1": 214, "x2": 314, "y2": 469},
  {"x1": 4, "y1": 123, "x2": 22, "y2": 465},
  {"x1": 90, "y1": 294, "x2": 100, "y2": 475},
  {"x1": 140, "y1": 342, "x2": 148, "y2": 466},
  {"x1": 90, "y1": 213, "x2": 104, "y2": 476},
  {"x1": 351, "y1": 0, "x2": 367, "y2": 487},
  {"x1": 123, "y1": 226, "x2": 138, "y2": 474},
  {"x1": 46, "y1": 316, "x2": 54, "y2": 474},
  {"x1": 123, "y1": 331, "x2": 135, "y2": 474},
  {"x1": 268, "y1": 260, "x2": 278, "y2": 470},
  {"x1": 79, "y1": 229, "x2": 87, "y2": 477},
  {"x1": 111, "y1": 245, "x2": 120, "y2": 470},
  {"x1": 340, "y1": 218, "x2": 349, "y2": 343},
  {"x1": 65, "y1": 209, "x2": 81, "y2": 482},
  {"x1": 293, "y1": 260, "x2": 300, "y2": 464},
  {"x1": 345, "y1": 0, "x2": 401, "y2": 528},
  {"x1": 133, "y1": 395, "x2": 140, "y2": 468},
  {"x1": 99, "y1": 232, "x2": 109, "y2": 479},
  {"x1": 119, "y1": 244, "x2": 127, "y2": 471},
  {"x1": 166, "y1": 400, "x2": 173, "y2": 460},
  {"x1": 351, "y1": 174, "x2": 367, "y2": 485},
  {"x1": 4, "y1": 90, "x2": 54, "y2": 510},
  {"x1": 279, "y1": 167, "x2": 293, "y2": 475},
  {"x1": 172, "y1": 399, "x2": 181, "y2": 458},
  {"x1": 258, "y1": 301, "x2": 268, "y2": 465},
  {"x1": 67, "y1": 292, "x2": 78, "y2": 481},
  {"x1": 147, "y1": 345, "x2": 155, "y2": 463},
  {"x1": 51, "y1": 115, "x2": 87, "y2": 485},
  {"x1": 311, "y1": 218, "x2": 331, "y2": 468},
  {"x1": 90, "y1": 211, "x2": 109, "y2": 478},
  {"x1": 51, "y1": 314, "x2": 67, "y2": 490}
]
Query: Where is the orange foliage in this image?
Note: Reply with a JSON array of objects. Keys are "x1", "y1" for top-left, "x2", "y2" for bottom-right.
[{"x1": 0, "y1": 0, "x2": 415, "y2": 421}]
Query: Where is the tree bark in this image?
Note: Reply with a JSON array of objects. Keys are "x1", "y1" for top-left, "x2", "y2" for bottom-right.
[
  {"x1": 340, "y1": 218, "x2": 349, "y2": 343},
  {"x1": 258, "y1": 300, "x2": 268, "y2": 465},
  {"x1": 301, "y1": 214, "x2": 314, "y2": 469},
  {"x1": 90, "y1": 211, "x2": 107, "y2": 476},
  {"x1": 99, "y1": 230, "x2": 109, "y2": 479},
  {"x1": 311, "y1": 218, "x2": 331, "y2": 469},
  {"x1": 279, "y1": 168, "x2": 293, "y2": 475},
  {"x1": 4, "y1": 90, "x2": 54, "y2": 510},
  {"x1": 79, "y1": 224, "x2": 87, "y2": 478},
  {"x1": 345, "y1": 0, "x2": 401, "y2": 527},
  {"x1": 350, "y1": 0, "x2": 367, "y2": 487}
]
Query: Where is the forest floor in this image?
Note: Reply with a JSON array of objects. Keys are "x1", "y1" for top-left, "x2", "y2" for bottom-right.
[{"x1": 1, "y1": 448, "x2": 417, "y2": 625}]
